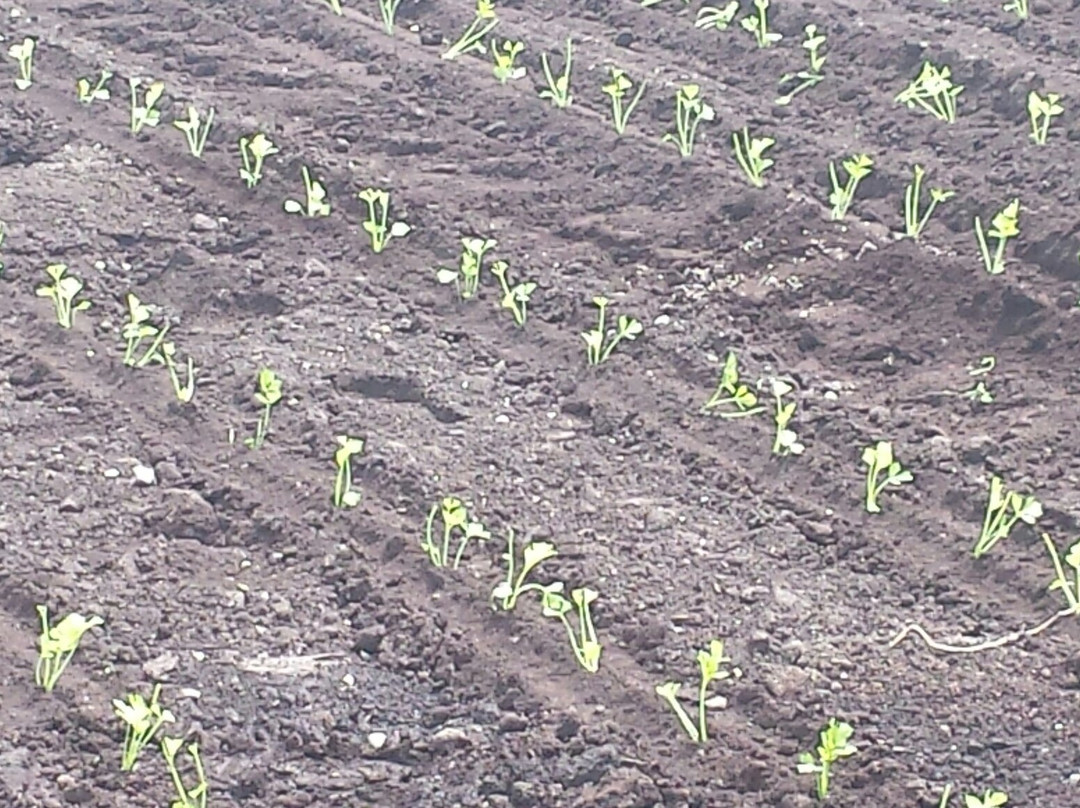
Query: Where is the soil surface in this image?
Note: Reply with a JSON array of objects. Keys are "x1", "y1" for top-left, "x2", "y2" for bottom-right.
[{"x1": 3, "y1": 1, "x2": 1080, "y2": 806}]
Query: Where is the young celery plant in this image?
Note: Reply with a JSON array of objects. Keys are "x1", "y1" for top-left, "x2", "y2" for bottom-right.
[
  {"x1": 161, "y1": 737, "x2": 208, "y2": 808},
  {"x1": 776, "y1": 24, "x2": 826, "y2": 105},
  {"x1": 770, "y1": 379, "x2": 804, "y2": 456},
  {"x1": 492, "y1": 530, "x2": 557, "y2": 611},
  {"x1": 663, "y1": 84, "x2": 715, "y2": 158},
  {"x1": 539, "y1": 38, "x2": 573, "y2": 108},
  {"x1": 437, "y1": 237, "x2": 497, "y2": 300},
  {"x1": 173, "y1": 106, "x2": 214, "y2": 158},
  {"x1": 655, "y1": 640, "x2": 735, "y2": 743},
  {"x1": 732, "y1": 127, "x2": 775, "y2": 187},
  {"x1": 1027, "y1": 90, "x2": 1062, "y2": 145},
  {"x1": 541, "y1": 586, "x2": 602, "y2": 673},
  {"x1": 827, "y1": 154, "x2": 872, "y2": 221},
  {"x1": 114, "y1": 684, "x2": 175, "y2": 771},
  {"x1": 490, "y1": 260, "x2": 536, "y2": 327},
  {"x1": 797, "y1": 719, "x2": 857, "y2": 801},
  {"x1": 741, "y1": 0, "x2": 782, "y2": 47},
  {"x1": 34, "y1": 605, "x2": 103, "y2": 693},
  {"x1": 974, "y1": 199, "x2": 1020, "y2": 275},
  {"x1": 602, "y1": 68, "x2": 647, "y2": 135},
  {"x1": 422, "y1": 496, "x2": 490, "y2": 569},
  {"x1": 244, "y1": 368, "x2": 283, "y2": 449},
  {"x1": 903, "y1": 165, "x2": 954, "y2": 239},
  {"x1": 973, "y1": 475, "x2": 1041, "y2": 558},
  {"x1": 332, "y1": 436, "x2": 365, "y2": 508},
  {"x1": 1002, "y1": 0, "x2": 1028, "y2": 19},
  {"x1": 492, "y1": 39, "x2": 525, "y2": 84},
  {"x1": 442, "y1": 0, "x2": 499, "y2": 60},
  {"x1": 582, "y1": 296, "x2": 643, "y2": 365},
  {"x1": 36, "y1": 264, "x2": 92, "y2": 328},
  {"x1": 239, "y1": 133, "x2": 279, "y2": 189},
  {"x1": 121, "y1": 293, "x2": 169, "y2": 367},
  {"x1": 155, "y1": 342, "x2": 196, "y2": 404},
  {"x1": 702, "y1": 351, "x2": 766, "y2": 417},
  {"x1": 695, "y1": 2, "x2": 739, "y2": 30},
  {"x1": 861, "y1": 441, "x2": 913, "y2": 513},
  {"x1": 358, "y1": 188, "x2": 410, "y2": 253},
  {"x1": 323, "y1": 0, "x2": 342, "y2": 13},
  {"x1": 284, "y1": 166, "x2": 331, "y2": 218},
  {"x1": 129, "y1": 77, "x2": 165, "y2": 134},
  {"x1": 378, "y1": 0, "x2": 404, "y2": 34},
  {"x1": 896, "y1": 62, "x2": 963, "y2": 123},
  {"x1": 76, "y1": 68, "x2": 112, "y2": 104},
  {"x1": 965, "y1": 790, "x2": 1009, "y2": 808},
  {"x1": 8, "y1": 37, "x2": 35, "y2": 90}
]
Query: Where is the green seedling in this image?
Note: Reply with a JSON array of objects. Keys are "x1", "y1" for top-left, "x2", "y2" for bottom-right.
[
  {"x1": 155, "y1": 342, "x2": 196, "y2": 404},
  {"x1": 284, "y1": 166, "x2": 331, "y2": 218},
  {"x1": 732, "y1": 127, "x2": 775, "y2": 188},
  {"x1": 861, "y1": 441, "x2": 913, "y2": 514},
  {"x1": 34, "y1": 605, "x2": 103, "y2": 693},
  {"x1": 492, "y1": 530, "x2": 557, "y2": 611},
  {"x1": 161, "y1": 737, "x2": 208, "y2": 808},
  {"x1": 1027, "y1": 90, "x2": 1062, "y2": 145},
  {"x1": 741, "y1": 0, "x2": 782, "y2": 47},
  {"x1": 490, "y1": 260, "x2": 536, "y2": 326},
  {"x1": 776, "y1": 24, "x2": 827, "y2": 105},
  {"x1": 1002, "y1": 0, "x2": 1027, "y2": 19},
  {"x1": 173, "y1": 105, "x2": 214, "y2": 159},
  {"x1": 903, "y1": 164, "x2": 954, "y2": 239},
  {"x1": 8, "y1": 37, "x2": 35, "y2": 90},
  {"x1": 238, "y1": 133, "x2": 279, "y2": 189},
  {"x1": 76, "y1": 69, "x2": 112, "y2": 104},
  {"x1": 358, "y1": 187, "x2": 410, "y2": 253},
  {"x1": 332, "y1": 435, "x2": 365, "y2": 508},
  {"x1": 244, "y1": 368, "x2": 283, "y2": 449},
  {"x1": 36, "y1": 263, "x2": 91, "y2": 329},
  {"x1": 961, "y1": 355, "x2": 995, "y2": 403},
  {"x1": 323, "y1": 0, "x2": 342, "y2": 13},
  {"x1": 378, "y1": 0, "x2": 404, "y2": 34},
  {"x1": 655, "y1": 639, "x2": 736, "y2": 743},
  {"x1": 121, "y1": 293, "x2": 169, "y2": 367},
  {"x1": 702, "y1": 350, "x2": 765, "y2": 417},
  {"x1": 974, "y1": 198, "x2": 1020, "y2": 275},
  {"x1": 770, "y1": 379, "x2": 804, "y2": 456},
  {"x1": 437, "y1": 236, "x2": 497, "y2": 300},
  {"x1": 896, "y1": 61, "x2": 963, "y2": 123},
  {"x1": 1045, "y1": 533, "x2": 1080, "y2": 620},
  {"x1": 582, "y1": 295, "x2": 643, "y2": 365},
  {"x1": 422, "y1": 497, "x2": 490, "y2": 568},
  {"x1": 128, "y1": 77, "x2": 165, "y2": 134},
  {"x1": 602, "y1": 68, "x2": 646, "y2": 135},
  {"x1": 797, "y1": 719, "x2": 857, "y2": 801},
  {"x1": 492, "y1": 39, "x2": 525, "y2": 84},
  {"x1": 695, "y1": 2, "x2": 739, "y2": 30},
  {"x1": 973, "y1": 475, "x2": 1041, "y2": 558},
  {"x1": 827, "y1": 153, "x2": 872, "y2": 221},
  {"x1": 541, "y1": 586, "x2": 602, "y2": 673},
  {"x1": 539, "y1": 38, "x2": 573, "y2": 108},
  {"x1": 442, "y1": 0, "x2": 499, "y2": 60},
  {"x1": 663, "y1": 84, "x2": 715, "y2": 158},
  {"x1": 966, "y1": 790, "x2": 1008, "y2": 808},
  {"x1": 114, "y1": 683, "x2": 175, "y2": 771}
]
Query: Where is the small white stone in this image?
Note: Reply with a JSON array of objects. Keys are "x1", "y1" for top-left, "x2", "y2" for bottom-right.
[
  {"x1": 132, "y1": 464, "x2": 157, "y2": 486},
  {"x1": 494, "y1": 414, "x2": 510, "y2": 424},
  {"x1": 103, "y1": 468, "x2": 121, "y2": 478},
  {"x1": 342, "y1": 673, "x2": 356, "y2": 687},
  {"x1": 653, "y1": 314, "x2": 671, "y2": 326},
  {"x1": 367, "y1": 731, "x2": 388, "y2": 750}
]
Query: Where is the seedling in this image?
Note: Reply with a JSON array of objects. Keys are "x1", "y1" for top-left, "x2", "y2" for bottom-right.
[
  {"x1": 76, "y1": 69, "x2": 112, "y2": 104},
  {"x1": 663, "y1": 84, "x2": 714, "y2": 158},
  {"x1": 173, "y1": 105, "x2": 214, "y2": 159},
  {"x1": 36, "y1": 263, "x2": 92, "y2": 328},
  {"x1": 601, "y1": 68, "x2": 646, "y2": 135},
  {"x1": 1002, "y1": 0, "x2": 1028, "y2": 19},
  {"x1": 741, "y1": 0, "x2": 782, "y2": 47},
  {"x1": 541, "y1": 586, "x2": 602, "y2": 673},
  {"x1": 973, "y1": 475, "x2": 1041, "y2": 558},
  {"x1": 114, "y1": 683, "x2": 175, "y2": 771},
  {"x1": 539, "y1": 38, "x2": 573, "y2": 108},
  {"x1": 966, "y1": 790, "x2": 1008, "y2": 808},
  {"x1": 244, "y1": 368, "x2": 283, "y2": 449},
  {"x1": 961, "y1": 355, "x2": 995, "y2": 403},
  {"x1": 8, "y1": 37, "x2": 35, "y2": 90},
  {"x1": 861, "y1": 441, "x2": 913, "y2": 513},
  {"x1": 323, "y1": 0, "x2": 342, "y2": 13},
  {"x1": 903, "y1": 165, "x2": 954, "y2": 239},
  {"x1": 284, "y1": 166, "x2": 331, "y2": 218},
  {"x1": 655, "y1": 639, "x2": 736, "y2": 743},
  {"x1": 161, "y1": 737, "x2": 208, "y2": 808},
  {"x1": 332, "y1": 435, "x2": 365, "y2": 508},
  {"x1": 238, "y1": 133, "x2": 279, "y2": 189},
  {"x1": 695, "y1": 2, "x2": 739, "y2": 30},
  {"x1": 422, "y1": 496, "x2": 490, "y2": 569},
  {"x1": 377, "y1": 0, "x2": 404, "y2": 34},
  {"x1": 492, "y1": 39, "x2": 525, "y2": 84},
  {"x1": 437, "y1": 237, "x2": 497, "y2": 300},
  {"x1": 776, "y1": 24, "x2": 827, "y2": 105},
  {"x1": 797, "y1": 719, "x2": 857, "y2": 800},
  {"x1": 702, "y1": 351, "x2": 765, "y2": 417},
  {"x1": 732, "y1": 127, "x2": 775, "y2": 188},
  {"x1": 1027, "y1": 90, "x2": 1062, "y2": 145},
  {"x1": 34, "y1": 605, "x2": 103, "y2": 693},
  {"x1": 582, "y1": 296, "x2": 642, "y2": 365},
  {"x1": 358, "y1": 187, "x2": 410, "y2": 253},
  {"x1": 770, "y1": 379, "x2": 804, "y2": 456},
  {"x1": 442, "y1": 0, "x2": 499, "y2": 60},
  {"x1": 490, "y1": 260, "x2": 536, "y2": 326},
  {"x1": 896, "y1": 62, "x2": 963, "y2": 123},
  {"x1": 128, "y1": 77, "x2": 165, "y2": 134},
  {"x1": 827, "y1": 154, "x2": 872, "y2": 221},
  {"x1": 121, "y1": 293, "x2": 169, "y2": 367},
  {"x1": 155, "y1": 342, "x2": 196, "y2": 404},
  {"x1": 974, "y1": 198, "x2": 1020, "y2": 275},
  {"x1": 492, "y1": 530, "x2": 557, "y2": 611}
]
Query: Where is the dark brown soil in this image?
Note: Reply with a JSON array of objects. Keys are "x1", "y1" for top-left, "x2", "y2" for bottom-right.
[{"x1": 3, "y1": 1, "x2": 1080, "y2": 806}]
